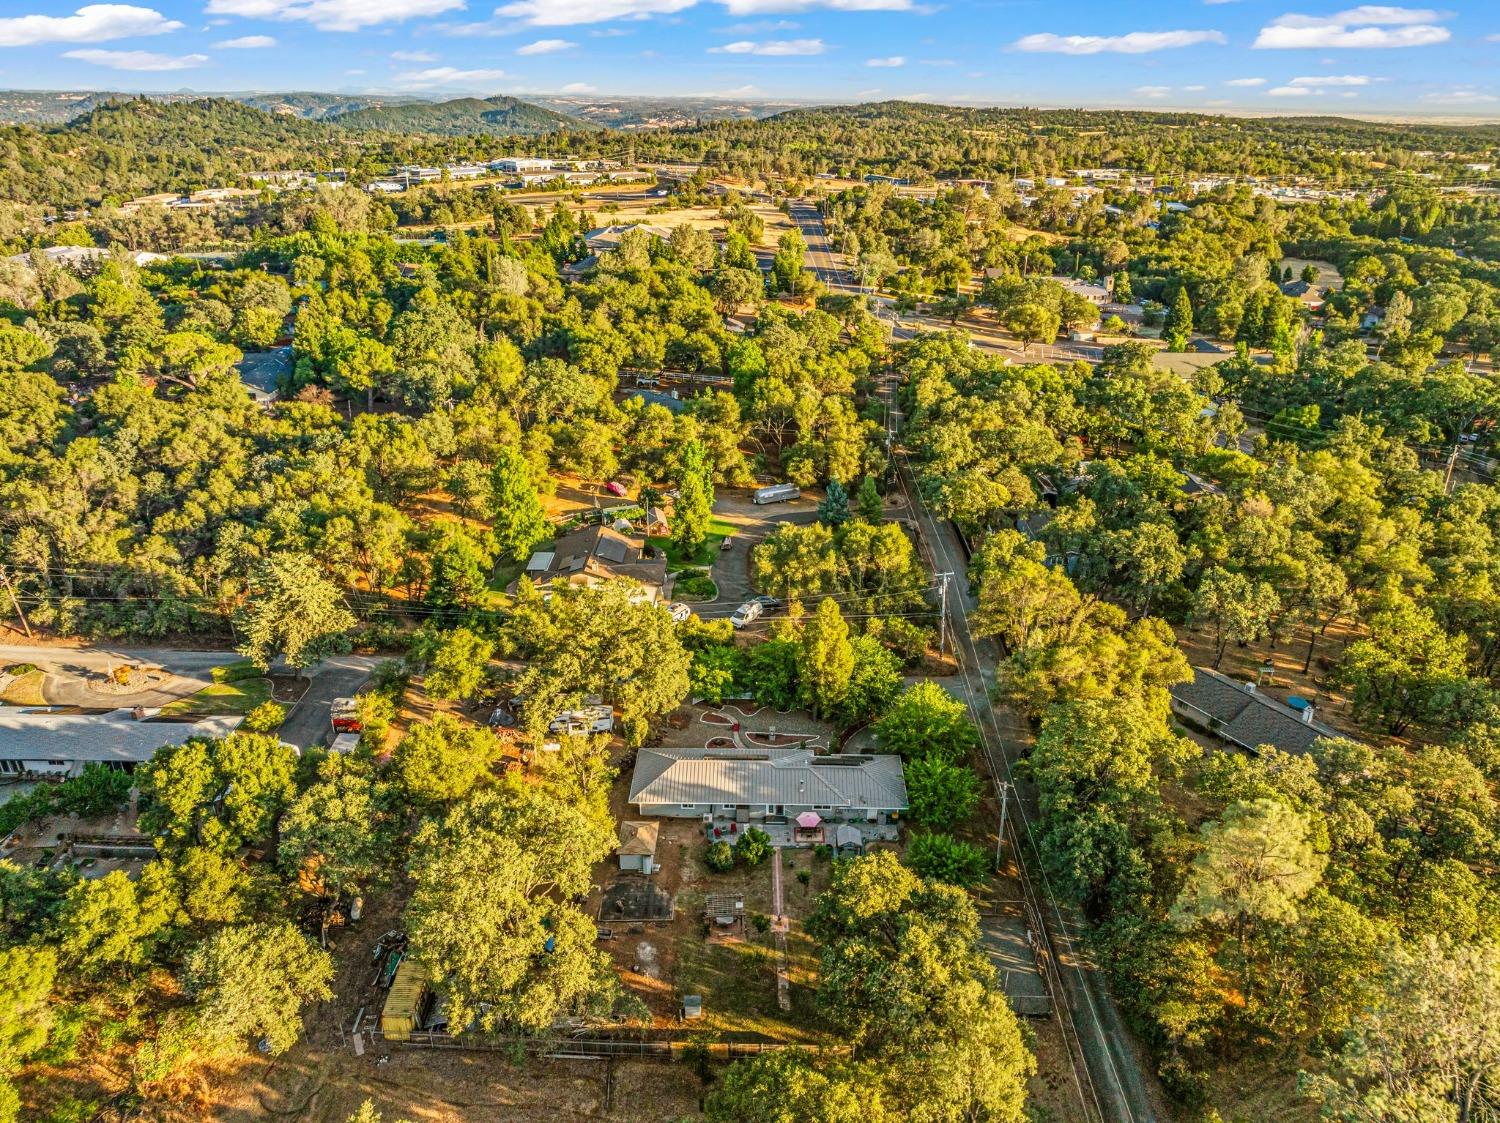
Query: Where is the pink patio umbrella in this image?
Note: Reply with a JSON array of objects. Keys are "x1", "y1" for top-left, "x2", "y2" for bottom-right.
[{"x1": 795, "y1": 811, "x2": 822, "y2": 829}]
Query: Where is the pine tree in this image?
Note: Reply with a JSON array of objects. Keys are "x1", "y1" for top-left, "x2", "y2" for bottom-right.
[
  {"x1": 1164, "y1": 286, "x2": 1193, "y2": 352},
  {"x1": 857, "y1": 475, "x2": 884, "y2": 522},
  {"x1": 673, "y1": 441, "x2": 714, "y2": 557},
  {"x1": 818, "y1": 479, "x2": 850, "y2": 526},
  {"x1": 488, "y1": 448, "x2": 548, "y2": 564},
  {"x1": 798, "y1": 598, "x2": 854, "y2": 718}
]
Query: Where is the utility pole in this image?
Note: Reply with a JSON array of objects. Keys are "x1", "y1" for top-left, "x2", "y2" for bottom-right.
[
  {"x1": 994, "y1": 780, "x2": 1010, "y2": 872},
  {"x1": 0, "y1": 566, "x2": 32, "y2": 639},
  {"x1": 936, "y1": 571, "x2": 953, "y2": 656},
  {"x1": 1444, "y1": 441, "x2": 1462, "y2": 494}
]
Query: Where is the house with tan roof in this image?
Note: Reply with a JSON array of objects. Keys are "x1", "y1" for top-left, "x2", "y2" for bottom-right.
[{"x1": 629, "y1": 745, "x2": 907, "y2": 826}]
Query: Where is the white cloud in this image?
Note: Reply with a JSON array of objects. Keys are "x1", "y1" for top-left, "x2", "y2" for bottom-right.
[
  {"x1": 1420, "y1": 88, "x2": 1498, "y2": 104},
  {"x1": 1012, "y1": 30, "x2": 1227, "y2": 54},
  {"x1": 709, "y1": 36, "x2": 824, "y2": 53},
  {"x1": 720, "y1": 0, "x2": 915, "y2": 11},
  {"x1": 517, "y1": 37, "x2": 576, "y2": 52},
  {"x1": 497, "y1": 0, "x2": 910, "y2": 21},
  {"x1": 721, "y1": 18, "x2": 799, "y2": 30},
  {"x1": 1225, "y1": 76, "x2": 1266, "y2": 85},
  {"x1": 866, "y1": 55, "x2": 904, "y2": 66},
  {"x1": 63, "y1": 47, "x2": 208, "y2": 69},
  {"x1": 559, "y1": 81, "x2": 596, "y2": 91},
  {"x1": 1183, "y1": 83, "x2": 1205, "y2": 90},
  {"x1": 204, "y1": 0, "x2": 464, "y2": 32},
  {"x1": 214, "y1": 33, "x2": 276, "y2": 46},
  {"x1": 1266, "y1": 84, "x2": 1314, "y2": 94},
  {"x1": 391, "y1": 48, "x2": 436, "y2": 60},
  {"x1": 0, "y1": 4, "x2": 181, "y2": 47},
  {"x1": 1288, "y1": 72, "x2": 1370, "y2": 84},
  {"x1": 395, "y1": 65, "x2": 508, "y2": 86},
  {"x1": 1253, "y1": 6, "x2": 1451, "y2": 48},
  {"x1": 495, "y1": 0, "x2": 699, "y2": 25},
  {"x1": 1135, "y1": 85, "x2": 1173, "y2": 98}
]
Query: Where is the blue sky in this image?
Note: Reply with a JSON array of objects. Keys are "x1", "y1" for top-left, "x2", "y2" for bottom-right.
[{"x1": 0, "y1": 1, "x2": 1497, "y2": 115}]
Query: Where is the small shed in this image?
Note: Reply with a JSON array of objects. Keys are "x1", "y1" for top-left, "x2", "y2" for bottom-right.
[
  {"x1": 380, "y1": 959, "x2": 431, "y2": 1042},
  {"x1": 617, "y1": 820, "x2": 660, "y2": 873},
  {"x1": 835, "y1": 824, "x2": 865, "y2": 857}
]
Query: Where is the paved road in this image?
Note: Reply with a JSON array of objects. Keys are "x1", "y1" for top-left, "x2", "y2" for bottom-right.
[
  {"x1": 0, "y1": 643, "x2": 238, "y2": 707},
  {"x1": 788, "y1": 201, "x2": 854, "y2": 292},
  {"x1": 695, "y1": 491, "x2": 820, "y2": 615},
  {"x1": 800, "y1": 204, "x2": 1165, "y2": 1119},
  {"x1": 894, "y1": 458, "x2": 1166, "y2": 1123},
  {"x1": 278, "y1": 654, "x2": 378, "y2": 751}
]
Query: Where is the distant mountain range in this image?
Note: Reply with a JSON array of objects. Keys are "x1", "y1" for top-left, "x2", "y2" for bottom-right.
[{"x1": 0, "y1": 89, "x2": 812, "y2": 131}]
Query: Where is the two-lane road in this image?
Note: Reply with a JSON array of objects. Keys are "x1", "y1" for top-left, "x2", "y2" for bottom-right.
[
  {"x1": 893, "y1": 459, "x2": 1167, "y2": 1123},
  {"x1": 788, "y1": 200, "x2": 854, "y2": 291}
]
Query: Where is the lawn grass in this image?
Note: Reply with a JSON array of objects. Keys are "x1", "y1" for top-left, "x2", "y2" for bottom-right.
[
  {"x1": 159, "y1": 676, "x2": 272, "y2": 717},
  {"x1": 673, "y1": 923, "x2": 829, "y2": 1043},
  {"x1": 649, "y1": 517, "x2": 739, "y2": 571},
  {"x1": 0, "y1": 670, "x2": 47, "y2": 706},
  {"x1": 673, "y1": 571, "x2": 718, "y2": 601},
  {"x1": 210, "y1": 659, "x2": 264, "y2": 685}
]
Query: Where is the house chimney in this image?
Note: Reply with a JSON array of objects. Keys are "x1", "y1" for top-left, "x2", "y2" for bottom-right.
[
  {"x1": 1301, "y1": 704, "x2": 1315, "y2": 725},
  {"x1": 1243, "y1": 682, "x2": 1256, "y2": 694}
]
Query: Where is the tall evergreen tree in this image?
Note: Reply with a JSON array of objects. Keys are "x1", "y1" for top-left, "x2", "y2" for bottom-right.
[
  {"x1": 673, "y1": 440, "x2": 714, "y2": 557},
  {"x1": 799, "y1": 598, "x2": 854, "y2": 718},
  {"x1": 1164, "y1": 286, "x2": 1194, "y2": 352},
  {"x1": 488, "y1": 448, "x2": 548, "y2": 564},
  {"x1": 818, "y1": 479, "x2": 850, "y2": 526}
]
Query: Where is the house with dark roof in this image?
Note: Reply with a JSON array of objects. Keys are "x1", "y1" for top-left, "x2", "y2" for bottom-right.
[
  {"x1": 1280, "y1": 279, "x2": 1327, "y2": 311},
  {"x1": 236, "y1": 347, "x2": 293, "y2": 405},
  {"x1": 513, "y1": 524, "x2": 667, "y2": 603},
  {"x1": 1170, "y1": 667, "x2": 1354, "y2": 756}
]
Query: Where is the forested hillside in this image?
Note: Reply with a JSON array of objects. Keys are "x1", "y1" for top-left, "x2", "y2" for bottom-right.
[{"x1": 332, "y1": 95, "x2": 598, "y2": 136}]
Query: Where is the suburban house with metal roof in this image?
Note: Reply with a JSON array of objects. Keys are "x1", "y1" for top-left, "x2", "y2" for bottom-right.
[
  {"x1": 0, "y1": 708, "x2": 241, "y2": 778},
  {"x1": 629, "y1": 746, "x2": 907, "y2": 825},
  {"x1": 1170, "y1": 667, "x2": 1355, "y2": 756}
]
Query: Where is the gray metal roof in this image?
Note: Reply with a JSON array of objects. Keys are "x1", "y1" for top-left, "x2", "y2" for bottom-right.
[
  {"x1": 630, "y1": 747, "x2": 907, "y2": 810},
  {"x1": 0, "y1": 708, "x2": 241, "y2": 764}
]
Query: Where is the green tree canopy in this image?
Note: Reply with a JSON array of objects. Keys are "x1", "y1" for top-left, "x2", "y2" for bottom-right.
[
  {"x1": 183, "y1": 920, "x2": 334, "y2": 1056},
  {"x1": 235, "y1": 553, "x2": 356, "y2": 671}
]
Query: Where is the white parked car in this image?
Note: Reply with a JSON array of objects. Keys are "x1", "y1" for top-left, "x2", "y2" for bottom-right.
[{"x1": 731, "y1": 601, "x2": 763, "y2": 629}]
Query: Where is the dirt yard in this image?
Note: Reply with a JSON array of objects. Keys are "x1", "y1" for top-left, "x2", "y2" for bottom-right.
[
  {"x1": 1175, "y1": 617, "x2": 1372, "y2": 745},
  {"x1": 590, "y1": 723, "x2": 840, "y2": 1041},
  {"x1": 165, "y1": 877, "x2": 706, "y2": 1123}
]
